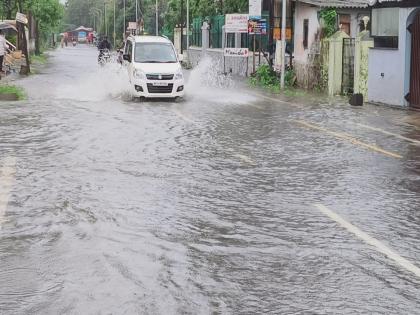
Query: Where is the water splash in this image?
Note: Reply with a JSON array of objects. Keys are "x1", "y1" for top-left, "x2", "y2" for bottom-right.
[
  {"x1": 54, "y1": 62, "x2": 131, "y2": 102},
  {"x1": 186, "y1": 56, "x2": 255, "y2": 104}
]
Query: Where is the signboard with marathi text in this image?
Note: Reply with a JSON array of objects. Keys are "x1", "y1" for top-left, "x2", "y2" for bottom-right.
[
  {"x1": 225, "y1": 14, "x2": 249, "y2": 33},
  {"x1": 224, "y1": 48, "x2": 249, "y2": 58}
]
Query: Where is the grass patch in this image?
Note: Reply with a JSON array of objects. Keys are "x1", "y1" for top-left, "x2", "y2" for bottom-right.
[
  {"x1": 0, "y1": 84, "x2": 26, "y2": 100},
  {"x1": 249, "y1": 64, "x2": 297, "y2": 93},
  {"x1": 30, "y1": 54, "x2": 47, "y2": 64}
]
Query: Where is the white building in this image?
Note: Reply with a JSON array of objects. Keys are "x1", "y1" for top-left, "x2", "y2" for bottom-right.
[
  {"x1": 292, "y1": 0, "x2": 370, "y2": 88},
  {"x1": 367, "y1": 0, "x2": 420, "y2": 109}
]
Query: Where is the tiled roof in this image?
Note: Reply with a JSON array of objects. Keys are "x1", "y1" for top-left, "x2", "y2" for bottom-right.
[{"x1": 297, "y1": 0, "x2": 371, "y2": 8}]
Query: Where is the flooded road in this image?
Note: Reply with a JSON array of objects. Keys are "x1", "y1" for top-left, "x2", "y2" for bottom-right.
[{"x1": 1, "y1": 45, "x2": 420, "y2": 314}]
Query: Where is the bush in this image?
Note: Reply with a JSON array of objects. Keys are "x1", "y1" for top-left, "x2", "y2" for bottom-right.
[{"x1": 250, "y1": 65, "x2": 296, "y2": 90}]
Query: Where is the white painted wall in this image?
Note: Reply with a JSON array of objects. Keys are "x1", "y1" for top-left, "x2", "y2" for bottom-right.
[
  {"x1": 293, "y1": 3, "x2": 369, "y2": 64},
  {"x1": 368, "y1": 7, "x2": 416, "y2": 107},
  {"x1": 294, "y1": 3, "x2": 319, "y2": 63}
]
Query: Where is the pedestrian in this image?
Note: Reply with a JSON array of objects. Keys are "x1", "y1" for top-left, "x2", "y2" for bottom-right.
[{"x1": 0, "y1": 30, "x2": 9, "y2": 74}]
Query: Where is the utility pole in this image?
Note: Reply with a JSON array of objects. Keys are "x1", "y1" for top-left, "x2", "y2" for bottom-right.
[
  {"x1": 136, "y1": 0, "x2": 138, "y2": 34},
  {"x1": 113, "y1": 0, "x2": 116, "y2": 47},
  {"x1": 280, "y1": 0, "x2": 287, "y2": 89},
  {"x1": 180, "y1": 0, "x2": 184, "y2": 54},
  {"x1": 104, "y1": 2, "x2": 107, "y2": 36},
  {"x1": 123, "y1": 0, "x2": 126, "y2": 38},
  {"x1": 186, "y1": 0, "x2": 189, "y2": 53},
  {"x1": 155, "y1": 0, "x2": 159, "y2": 35},
  {"x1": 268, "y1": 0, "x2": 274, "y2": 67}
]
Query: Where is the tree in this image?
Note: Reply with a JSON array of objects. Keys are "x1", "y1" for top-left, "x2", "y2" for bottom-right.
[{"x1": 27, "y1": 0, "x2": 64, "y2": 54}]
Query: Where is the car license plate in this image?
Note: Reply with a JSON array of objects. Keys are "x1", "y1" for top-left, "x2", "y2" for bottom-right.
[{"x1": 152, "y1": 82, "x2": 168, "y2": 86}]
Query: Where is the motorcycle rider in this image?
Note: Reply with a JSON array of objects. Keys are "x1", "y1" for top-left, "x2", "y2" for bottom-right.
[{"x1": 98, "y1": 36, "x2": 112, "y2": 63}]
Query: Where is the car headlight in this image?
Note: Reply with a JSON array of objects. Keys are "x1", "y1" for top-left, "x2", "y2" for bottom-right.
[
  {"x1": 133, "y1": 69, "x2": 146, "y2": 80},
  {"x1": 175, "y1": 70, "x2": 183, "y2": 80}
]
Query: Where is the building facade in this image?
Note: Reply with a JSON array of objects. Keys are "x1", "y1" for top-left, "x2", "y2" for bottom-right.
[
  {"x1": 292, "y1": 0, "x2": 370, "y2": 88},
  {"x1": 368, "y1": 0, "x2": 420, "y2": 108}
]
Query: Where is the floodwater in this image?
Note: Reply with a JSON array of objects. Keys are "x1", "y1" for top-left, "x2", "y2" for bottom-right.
[{"x1": 0, "y1": 45, "x2": 420, "y2": 314}]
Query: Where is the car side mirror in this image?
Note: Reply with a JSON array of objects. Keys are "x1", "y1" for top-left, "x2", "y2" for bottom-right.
[{"x1": 123, "y1": 54, "x2": 131, "y2": 62}]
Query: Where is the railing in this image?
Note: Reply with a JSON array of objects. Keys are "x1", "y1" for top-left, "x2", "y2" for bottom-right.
[
  {"x1": 191, "y1": 17, "x2": 203, "y2": 47},
  {"x1": 6, "y1": 40, "x2": 16, "y2": 51}
]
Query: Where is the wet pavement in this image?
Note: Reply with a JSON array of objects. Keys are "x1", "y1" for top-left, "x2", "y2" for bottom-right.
[{"x1": 1, "y1": 45, "x2": 420, "y2": 314}]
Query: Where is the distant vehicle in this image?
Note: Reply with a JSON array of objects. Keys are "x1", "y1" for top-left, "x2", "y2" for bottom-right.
[{"x1": 122, "y1": 35, "x2": 185, "y2": 100}]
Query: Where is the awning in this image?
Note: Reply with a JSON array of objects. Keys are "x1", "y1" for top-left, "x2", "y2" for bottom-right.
[
  {"x1": 0, "y1": 22, "x2": 17, "y2": 32},
  {"x1": 296, "y1": 0, "x2": 370, "y2": 8}
]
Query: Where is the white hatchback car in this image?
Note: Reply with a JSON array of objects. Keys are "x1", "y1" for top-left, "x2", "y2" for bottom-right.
[{"x1": 123, "y1": 35, "x2": 185, "y2": 99}]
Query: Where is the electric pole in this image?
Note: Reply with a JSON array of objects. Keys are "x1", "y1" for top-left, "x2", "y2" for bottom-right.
[
  {"x1": 280, "y1": 0, "x2": 287, "y2": 89},
  {"x1": 156, "y1": 0, "x2": 159, "y2": 35}
]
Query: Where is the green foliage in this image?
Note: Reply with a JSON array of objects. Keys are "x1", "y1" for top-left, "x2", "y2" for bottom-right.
[
  {"x1": 284, "y1": 68, "x2": 296, "y2": 88},
  {"x1": 250, "y1": 65, "x2": 297, "y2": 92},
  {"x1": 0, "y1": 85, "x2": 26, "y2": 100},
  {"x1": 63, "y1": 0, "x2": 246, "y2": 44},
  {"x1": 250, "y1": 64, "x2": 279, "y2": 91},
  {"x1": 256, "y1": 65, "x2": 278, "y2": 86},
  {"x1": 2, "y1": 0, "x2": 64, "y2": 54},
  {"x1": 319, "y1": 8, "x2": 337, "y2": 38},
  {"x1": 30, "y1": 54, "x2": 47, "y2": 64}
]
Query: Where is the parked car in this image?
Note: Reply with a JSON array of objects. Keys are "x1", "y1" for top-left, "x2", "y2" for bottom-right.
[{"x1": 123, "y1": 35, "x2": 185, "y2": 100}]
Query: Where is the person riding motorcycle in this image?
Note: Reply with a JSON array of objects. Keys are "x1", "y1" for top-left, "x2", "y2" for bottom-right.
[{"x1": 98, "y1": 36, "x2": 112, "y2": 63}]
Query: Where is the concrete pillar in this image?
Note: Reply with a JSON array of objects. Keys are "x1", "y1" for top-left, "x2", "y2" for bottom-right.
[
  {"x1": 201, "y1": 21, "x2": 210, "y2": 55},
  {"x1": 174, "y1": 27, "x2": 182, "y2": 55},
  {"x1": 328, "y1": 30, "x2": 350, "y2": 96},
  {"x1": 222, "y1": 26, "x2": 226, "y2": 49},
  {"x1": 354, "y1": 30, "x2": 373, "y2": 97}
]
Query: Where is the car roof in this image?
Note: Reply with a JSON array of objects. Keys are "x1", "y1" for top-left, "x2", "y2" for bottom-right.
[{"x1": 127, "y1": 36, "x2": 172, "y2": 44}]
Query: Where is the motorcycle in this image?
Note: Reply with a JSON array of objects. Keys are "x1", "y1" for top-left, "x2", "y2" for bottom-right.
[{"x1": 98, "y1": 49, "x2": 111, "y2": 66}]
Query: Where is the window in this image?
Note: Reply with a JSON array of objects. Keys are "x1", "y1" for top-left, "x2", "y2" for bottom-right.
[
  {"x1": 372, "y1": 8, "x2": 399, "y2": 37},
  {"x1": 134, "y1": 43, "x2": 177, "y2": 63},
  {"x1": 339, "y1": 14, "x2": 351, "y2": 36},
  {"x1": 303, "y1": 19, "x2": 309, "y2": 50},
  {"x1": 371, "y1": 8, "x2": 399, "y2": 48}
]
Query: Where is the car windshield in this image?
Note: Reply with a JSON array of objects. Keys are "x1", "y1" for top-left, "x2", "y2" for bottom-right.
[{"x1": 134, "y1": 42, "x2": 177, "y2": 63}]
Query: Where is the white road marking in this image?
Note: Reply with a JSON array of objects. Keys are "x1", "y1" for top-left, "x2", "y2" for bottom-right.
[
  {"x1": 172, "y1": 108, "x2": 195, "y2": 124},
  {"x1": 314, "y1": 203, "x2": 420, "y2": 279},
  {"x1": 295, "y1": 120, "x2": 403, "y2": 159},
  {"x1": 233, "y1": 153, "x2": 255, "y2": 165},
  {"x1": 252, "y1": 92, "x2": 303, "y2": 108},
  {"x1": 0, "y1": 157, "x2": 17, "y2": 228},
  {"x1": 357, "y1": 123, "x2": 420, "y2": 146}
]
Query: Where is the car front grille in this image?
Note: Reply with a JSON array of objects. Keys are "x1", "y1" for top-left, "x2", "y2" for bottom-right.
[
  {"x1": 147, "y1": 83, "x2": 174, "y2": 94},
  {"x1": 146, "y1": 74, "x2": 174, "y2": 80}
]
